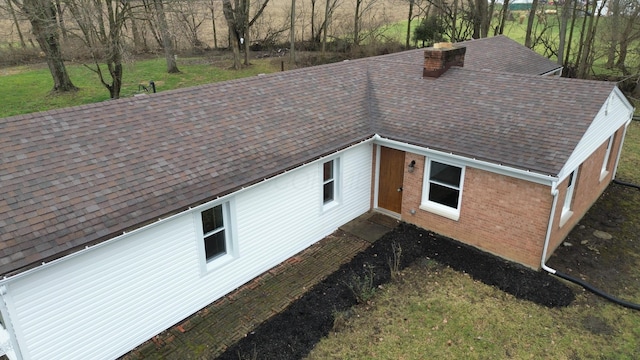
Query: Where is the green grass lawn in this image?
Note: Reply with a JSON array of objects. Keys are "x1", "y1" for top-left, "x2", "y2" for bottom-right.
[
  {"x1": 307, "y1": 259, "x2": 640, "y2": 359},
  {"x1": 618, "y1": 121, "x2": 640, "y2": 184},
  {"x1": 0, "y1": 56, "x2": 279, "y2": 118}
]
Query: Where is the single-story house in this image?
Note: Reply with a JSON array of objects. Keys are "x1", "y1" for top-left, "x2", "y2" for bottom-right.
[{"x1": 0, "y1": 35, "x2": 634, "y2": 359}]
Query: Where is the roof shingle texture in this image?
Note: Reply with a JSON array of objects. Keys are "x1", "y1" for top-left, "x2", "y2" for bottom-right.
[{"x1": 0, "y1": 37, "x2": 615, "y2": 276}]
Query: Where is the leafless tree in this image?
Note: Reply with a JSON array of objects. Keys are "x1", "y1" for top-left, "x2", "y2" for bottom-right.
[
  {"x1": 221, "y1": 0, "x2": 270, "y2": 68},
  {"x1": 4, "y1": 0, "x2": 27, "y2": 48},
  {"x1": 125, "y1": 3, "x2": 148, "y2": 53},
  {"x1": 604, "y1": 0, "x2": 640, "y2": 73},
  {"x1": 66, "y1": 0, "x2": 129, "y2": 98},
  {"x1": 17, "y1": 0, "x2": 77, "y2": 91},
  {"x1": 524, "y1": 0, "x2": 539, "y2": 47},
  {"x1": 290, "y1": 0, "x2": 295, "y2": 63},
  {"x1": 353, "y1": 0, "x2": 371, "y2": 45},
  {"x1": 402, "y1": 0, "x2": 429, "y2": 47},
  {"x1": 576, "y1": 0, "x2": 607, "y2": 78},
  {"x1": 221, "y1": 0, "x2": 242, "y2": 68},
  {"x1": 173, "y1": 0, "x2": 208, "y2": 51},
  {"x1": 426, "y1": 0, "x2": 473, "y2": 42},
  {"x1": 152, "y1": 0, "x2": 179, "y2": 73},
  {"x1": 209, "y1": 0, "x2": 219, "y2": 49},
  {"x1": 556, "y1": 0, "x2": 573, "y2": 66}
]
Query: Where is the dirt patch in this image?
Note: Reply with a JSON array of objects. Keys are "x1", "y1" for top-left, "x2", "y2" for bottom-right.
[
  {"x1": 216, "y1": 223, "x2": 574, "y2": 360},
  {"x1": 581, "y1": 315, "x2": 615, "y2": 335},
  {"x1": 547, "y1": 183, "x2": 640, "y2": 304}
]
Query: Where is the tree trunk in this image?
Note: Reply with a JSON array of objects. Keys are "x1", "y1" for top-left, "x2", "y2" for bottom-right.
[
  {"x1": 498, "y1": 0, "x2": 509, "y2": 35},
  {"x1": 614, "y1": 5, "x2": 640, "y2": 72},
  {"x1": 469, "y1": 0, "x2": 480, "y2": 39},
  {"x1": 22, "y1": 0, "x2": 77, "y2": 92},
  {"x1": 153, "y1": 0, "x2": 180, "y2": 73},
  {"x1": 524, "y1": 0, "x2": 539, "y2": 48},
  {"x1": 574, "y1": 0, "x2": 590, "y2": 74},
  {"x1": 606, "y1": 0, "x2": 620, "y2": 68},
  {"x1": 321, "y1": 0, "x2": 330, "y2": 55},
  {"x1": 406, "y1": 0, "x2": 414, "y2": 48},
  {"x1": 54, "y1": 0, "x2": 67, "y2": 40},
  {"x1": 243, "y1": 0, "x2": 250, "y2": 66},
  {"x1": 290, "y1": 0, "x2": 296, "y2": 64},
  {"x1": 616, "y1": 40, "x2": 630, "y2": 72},
  {"x1": 210, "y1": 0, "x2": 218, "y2": 49},
  {"x1": 557, "y1": 0, "x2": 572, "y2": 66},
  {"x1": 7, "y1": 0, "x2": 26, "y2": 48},
  {"x1": 451, "y1": 0, "x2": 458, "y2": 41},
  {"x1": 354, "y1": 0, "x2": 361, "y2": 45},
  {"x1": 482, "y1": 0, "x2": 495, "y2": 38},
  {"x1": 577, "y1": 0, "x2": 602, "y2": 78},
  {"x1": 222, "y1": 0, "x2": 242, "y2": 69},
  {"x1": 563, "y1": 0, "x2": 578, "y2": 71},
  {"x1": 310, "y1": 0, "x2": 317, "y2": 42},
  {"x1": 128, "y1": 7, "x2": 146, "y2": 53}
]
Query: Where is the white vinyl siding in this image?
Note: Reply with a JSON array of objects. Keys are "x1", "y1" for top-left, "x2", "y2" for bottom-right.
[
  {"x1": 560, "y1": 88, "x2": 632, "y2": 181},
  {"x1": 3, "y1": 142, "x2": 372, "y2": 360}
]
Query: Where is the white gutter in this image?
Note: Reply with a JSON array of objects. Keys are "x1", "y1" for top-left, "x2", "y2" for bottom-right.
[
  {"x1": 540, "y1": 67, "x2": 563, "y2": 77},
  {"x1": 540, "y1": 182, "x2": 560, "y2": 274},
  {"x1": 373, "y1": 135, "x2": 558, "y2": 186}
]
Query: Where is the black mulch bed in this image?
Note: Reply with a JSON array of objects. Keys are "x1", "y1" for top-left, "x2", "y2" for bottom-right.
[{"x1": 216, "y1": 223, "x2": 575, "y2": 360}]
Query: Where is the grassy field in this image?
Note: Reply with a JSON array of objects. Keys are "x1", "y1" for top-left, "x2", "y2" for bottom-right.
[
  {"x1": 618, "y1": 121, "x2": 640, "y2": 184},
  {"x1": 0, "y1": 56, "x2": 279, "y2": 118},
  {"x1": 306, "y1": 258, "x2": 640, "y2": 359}
]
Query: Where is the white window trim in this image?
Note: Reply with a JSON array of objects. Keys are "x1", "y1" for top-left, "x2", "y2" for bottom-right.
[
  {"x1": 419, "y1": 158, "x2": 465, "y2": 221},
  {"x1": 194, "y1": 200, "x2": 238, "y2": 273},
  {"x1": 322, "y1": 157, "x2": 341, "y2": 212},
  {"x1": 560, "y1": 170, "x2": 577, "y2": 226},
  {"x1": 600, "y1": 135, "x2": 614, "y2": 181}
]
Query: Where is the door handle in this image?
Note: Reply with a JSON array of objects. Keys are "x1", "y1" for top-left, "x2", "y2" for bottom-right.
[{"x1": 397, "y1": 187, "x2": 403, "y2": 192}]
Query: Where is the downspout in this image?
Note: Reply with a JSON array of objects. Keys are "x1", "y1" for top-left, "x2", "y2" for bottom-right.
[
  {"x1": 540, "y1": 182, "x2": 560, "y2": 275},
  {"x1": 541, "y1": 182, "x2": 640, "y2": 311}
]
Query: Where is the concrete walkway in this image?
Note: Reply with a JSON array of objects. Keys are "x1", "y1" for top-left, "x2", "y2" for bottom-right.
[{"x1": 122, "y1": 212, "x2": 398, "y2": 359}]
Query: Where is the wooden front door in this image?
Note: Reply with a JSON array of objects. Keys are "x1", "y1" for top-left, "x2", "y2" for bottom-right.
[{"x1": 378, "y1": 146, "x2": 405, "y2": 214}]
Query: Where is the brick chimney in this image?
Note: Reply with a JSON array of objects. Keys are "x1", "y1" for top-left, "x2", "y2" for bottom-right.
[{"x1": 423, "y1": 42, "x2": 466, "y2": 78}]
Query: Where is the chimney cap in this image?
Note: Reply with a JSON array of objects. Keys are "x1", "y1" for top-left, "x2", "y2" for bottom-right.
[{"x1": 433, "y1": 42, "x2": 455, "y2": 49}]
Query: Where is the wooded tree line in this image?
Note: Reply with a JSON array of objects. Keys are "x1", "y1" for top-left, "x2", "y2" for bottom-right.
[{"x1": 1, "y1": 0, "x2": 639, "y2": 99}]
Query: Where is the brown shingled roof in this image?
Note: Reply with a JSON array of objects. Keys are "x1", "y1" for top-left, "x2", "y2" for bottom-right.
[
  {"x1": 381, "y1": 35, "x2": 562, "y2": 76},
  {"x1": 0, "y1": 37, "x2": 615, "y2": 276},
  {"x1": 368, "y1": 62, "x2": 614, "y2": 174}
]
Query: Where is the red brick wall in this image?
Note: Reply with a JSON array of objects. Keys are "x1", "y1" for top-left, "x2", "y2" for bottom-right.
[
  {"x1": 401, "y1": 153, "x2": 553, "y2": 268},
  {"x1": 546, "y1": 125, "x2": 626, "y2": 260}
]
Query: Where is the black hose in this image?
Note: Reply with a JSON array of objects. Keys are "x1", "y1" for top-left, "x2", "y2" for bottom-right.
[
  {"x1": 612, "y1": 179, "x2": 640, "y2": 190},
  {"x1": 553, "y1": 270, "x2": 640, "y2": 311}
]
